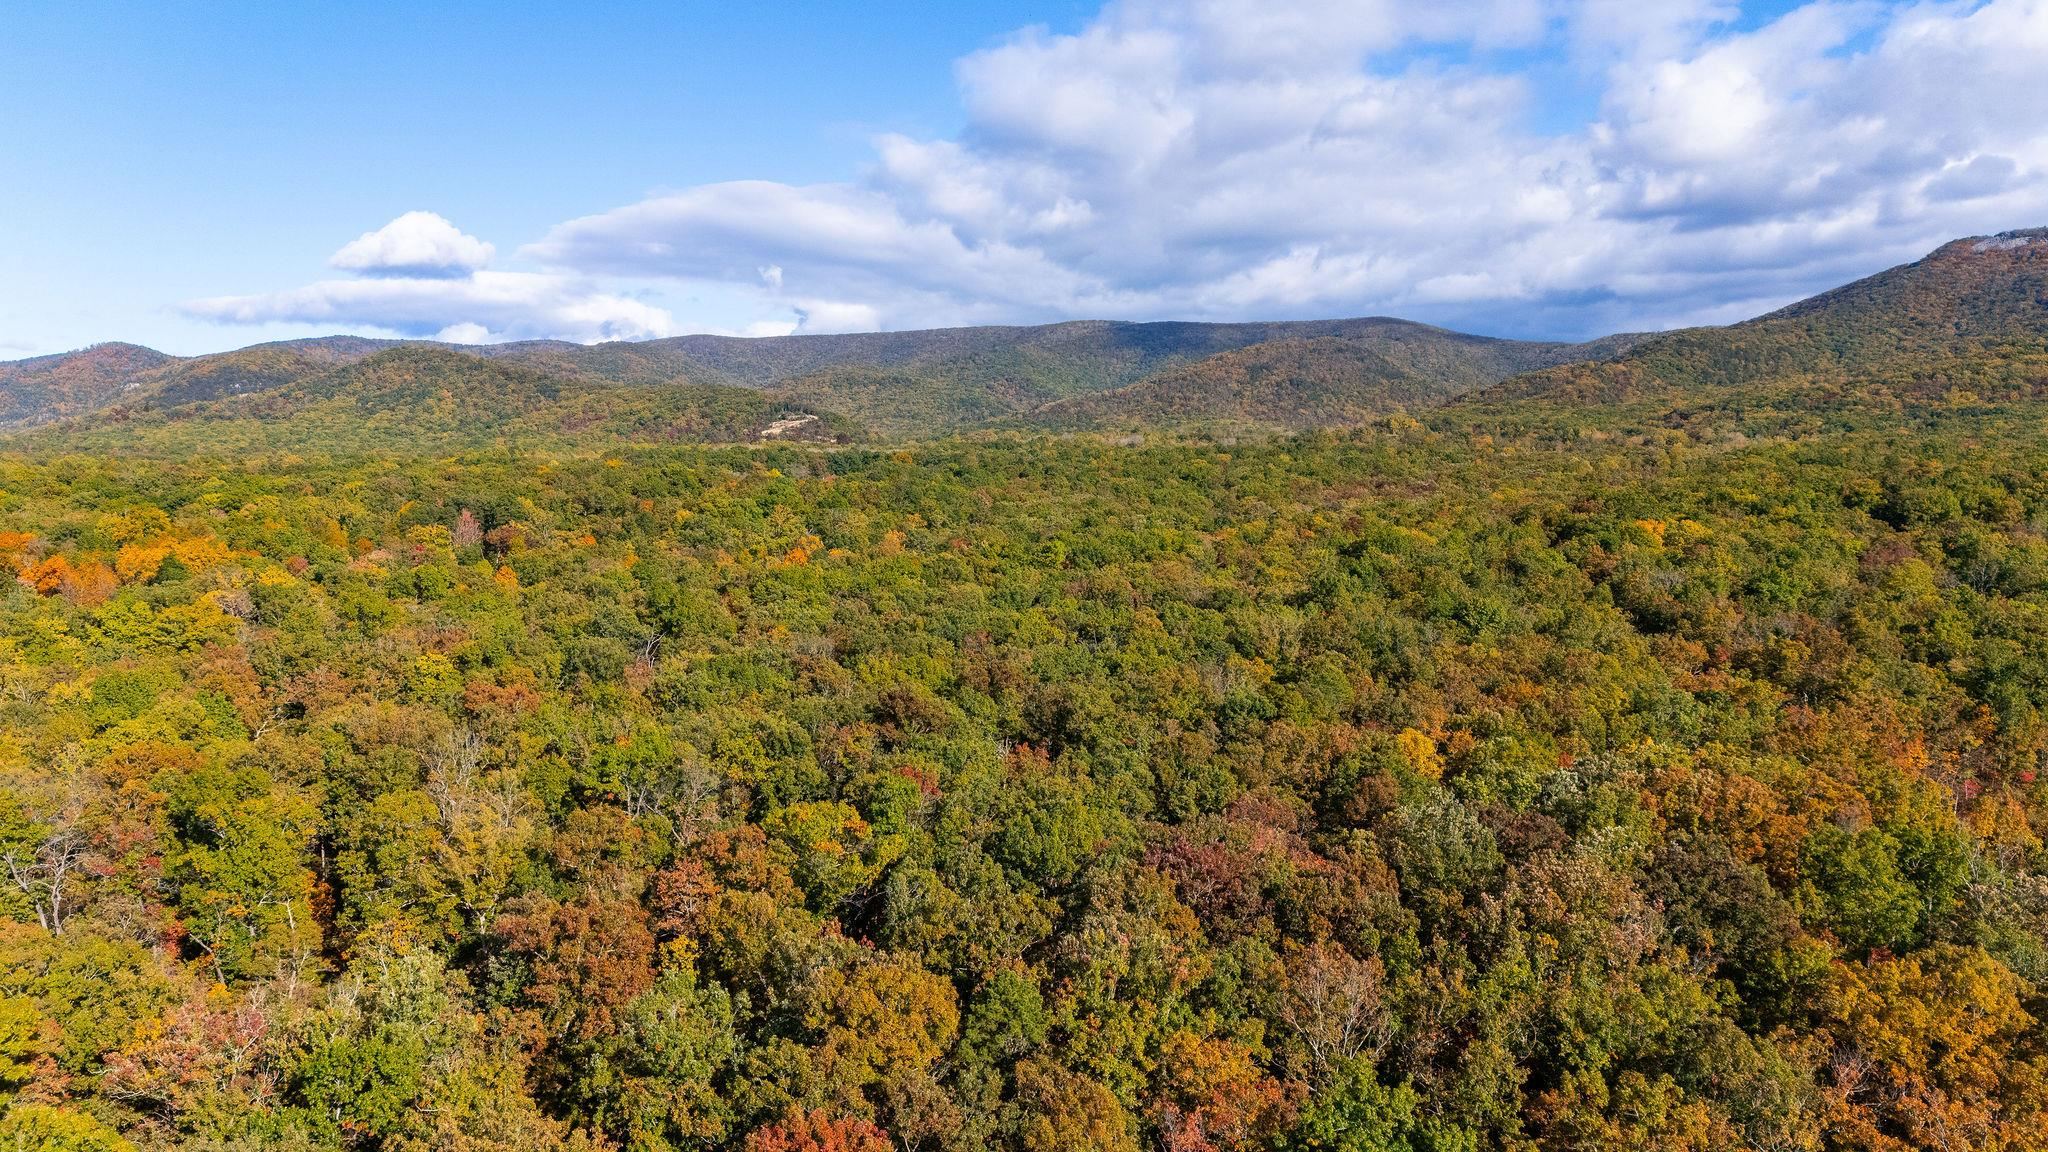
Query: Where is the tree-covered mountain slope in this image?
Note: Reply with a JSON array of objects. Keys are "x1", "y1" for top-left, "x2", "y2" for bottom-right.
[
  {"x1": 1016, "y1": 327, "x2": 1639, "y2": 432},
  {"x1": 0, "y1": 342, "x2": 178, "y2": 427},
  {"x1": 0, "y1": 317, "x2": 1633, "y2": 437},
  {"x1": 27, "y1": 346, "x2": 855, "y2": 455},
  {"x1": 1479, "y1": 228, "x2": 2048, "y2": 408},
  {"x1": 550, "y1": 316, "x2": 1564, "y2": 391}
]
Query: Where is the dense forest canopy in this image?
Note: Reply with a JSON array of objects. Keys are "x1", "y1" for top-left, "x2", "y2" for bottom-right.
[{"x1": 0, "y1": 232, "x2": 2045, "y2": 1151}]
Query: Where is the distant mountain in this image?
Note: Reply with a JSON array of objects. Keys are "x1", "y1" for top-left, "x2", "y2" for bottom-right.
[
  {"x1": 515, "y1": 318, "x2": 1452, "y2": 390},
  {"x1": 1019, "y1": 338, "x2": 1433, "y2": 432},
  {"x1": 0, "y1": 342, "x2": 177, "y2": 426},
  {"x1": 11, "y1": 229, "x2": 2046, "y2": 446},
  {"x1": 1019, "y1": 327, "x2": 1641, "y2": 433},
  {"x1": 141, "y1": 337, "x2": 406, "y2": 407},
  {"x1": 1479, "y1": 228, "x2": 2048, "y2": 408},
  {"x1": 30, "y1": 346, "x2": 854, "y2": 455},
  {"x1": 773, "y1": 319, "x2": 1642, "y2": 435},
  {"x1": 0, "y1": 336, "x2": 415, "y2": 425},
  {"x1": 0, "y1": 317, "x2": 1637, "y2": 438}
]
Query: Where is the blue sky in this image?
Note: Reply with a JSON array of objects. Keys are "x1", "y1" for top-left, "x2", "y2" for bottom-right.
[
  {"x1": 3, "y1": 0, "x2": 2043, "y2": 356},
  {"x1": 1, "y1": 1, "x2": 1090, "y2": 353}
]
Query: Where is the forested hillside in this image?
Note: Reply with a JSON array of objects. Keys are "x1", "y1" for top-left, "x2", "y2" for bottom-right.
[
  {"x1": 0, "y1": 319, "x2": 1629, "y2": 439},
  {"x1": 0, "y1": 232, "x2": 2046, "y2": 1152},
  {"x1": 26, "y1": 348, "x2": 857, "y2": 456},
  {"x1": 1021, "y1": 337, "x2": 1484, "y2": 432},
  {"x1": 0, "y1": 344, "x2": 177, "y2": 429},
  {"x1": 1481, "y1": 229, "x2": 2048, "y2": 409},
  {"x1": 754, "y1": 321, "x2": 1631, "y2": 436}
]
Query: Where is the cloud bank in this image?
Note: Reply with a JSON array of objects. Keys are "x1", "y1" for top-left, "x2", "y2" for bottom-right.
[
  {"x1": 193, "y1": 0, "x2": 2048, "y2": 342},
  {"x1": 184, "y1": 214, "x2": 673, "y2": 343}
]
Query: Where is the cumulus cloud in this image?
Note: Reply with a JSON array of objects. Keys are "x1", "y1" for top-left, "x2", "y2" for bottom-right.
[
  {"x1": 184, "y1": 2, "x2": 2048, "y2": 342},
  {"x1": 186, "y1": 214, "x2": 673, "y2": 343},
  {"x1": 523, "y1": 0, "x2": 2048, "y2": 338},
  {"x1": 331, "y1": 211, "x2": 496, "y2": 278}
]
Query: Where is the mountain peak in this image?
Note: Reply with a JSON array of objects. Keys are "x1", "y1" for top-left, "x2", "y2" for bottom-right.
[
  {"x1": 2, "y1": 340, "x2": 177, "y2": 371},
  {"x1": 1476, "y1": 227, "x2": 2048, "y2": 408},
  {"x1": 1966, "y1": 227, "x2": 2048, "y2": 254}
]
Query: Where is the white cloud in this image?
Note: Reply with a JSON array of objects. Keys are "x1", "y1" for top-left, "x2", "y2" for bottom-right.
[
  {"x1": 790, "y1": 299, "x2": 885, "y2": 333},
  {"x1": 181, "y1": 2, "x2": 2048, "y2": 343},
  {"x1": 184, "y1": 266, "x2": 673, "y2": 344},
  {"x1": 434, "y1": 322, "x2": 494, "y2": 344},
  {"x1": 516, "y1": 0, "x2": 2048, "y2": 338},
  {"x1": 1570, "y1": 0, "x2": 1739, "y2": 57},
  {"x1": 186, "y1": 212, "x2": 673, "y2": 343},
  {"x1": 331, "y1": 211, "x2": 496, "y2": 278}
]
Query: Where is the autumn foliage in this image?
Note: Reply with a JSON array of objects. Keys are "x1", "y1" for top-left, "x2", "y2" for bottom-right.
[{"x1": 0, "y1": 414, "x2": 2044, "y2": 1150}]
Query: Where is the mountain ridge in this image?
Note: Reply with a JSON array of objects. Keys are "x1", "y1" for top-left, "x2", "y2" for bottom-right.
[
  {"x1": 9, "y1": 227, "x2": 2047, "y2": 445},
  {"x1": 28, "y1": 345, "x2": 857, "y2": 455},
  {"x1": 0, "y1": 315, "x2": 1646, "y2": 437}
]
